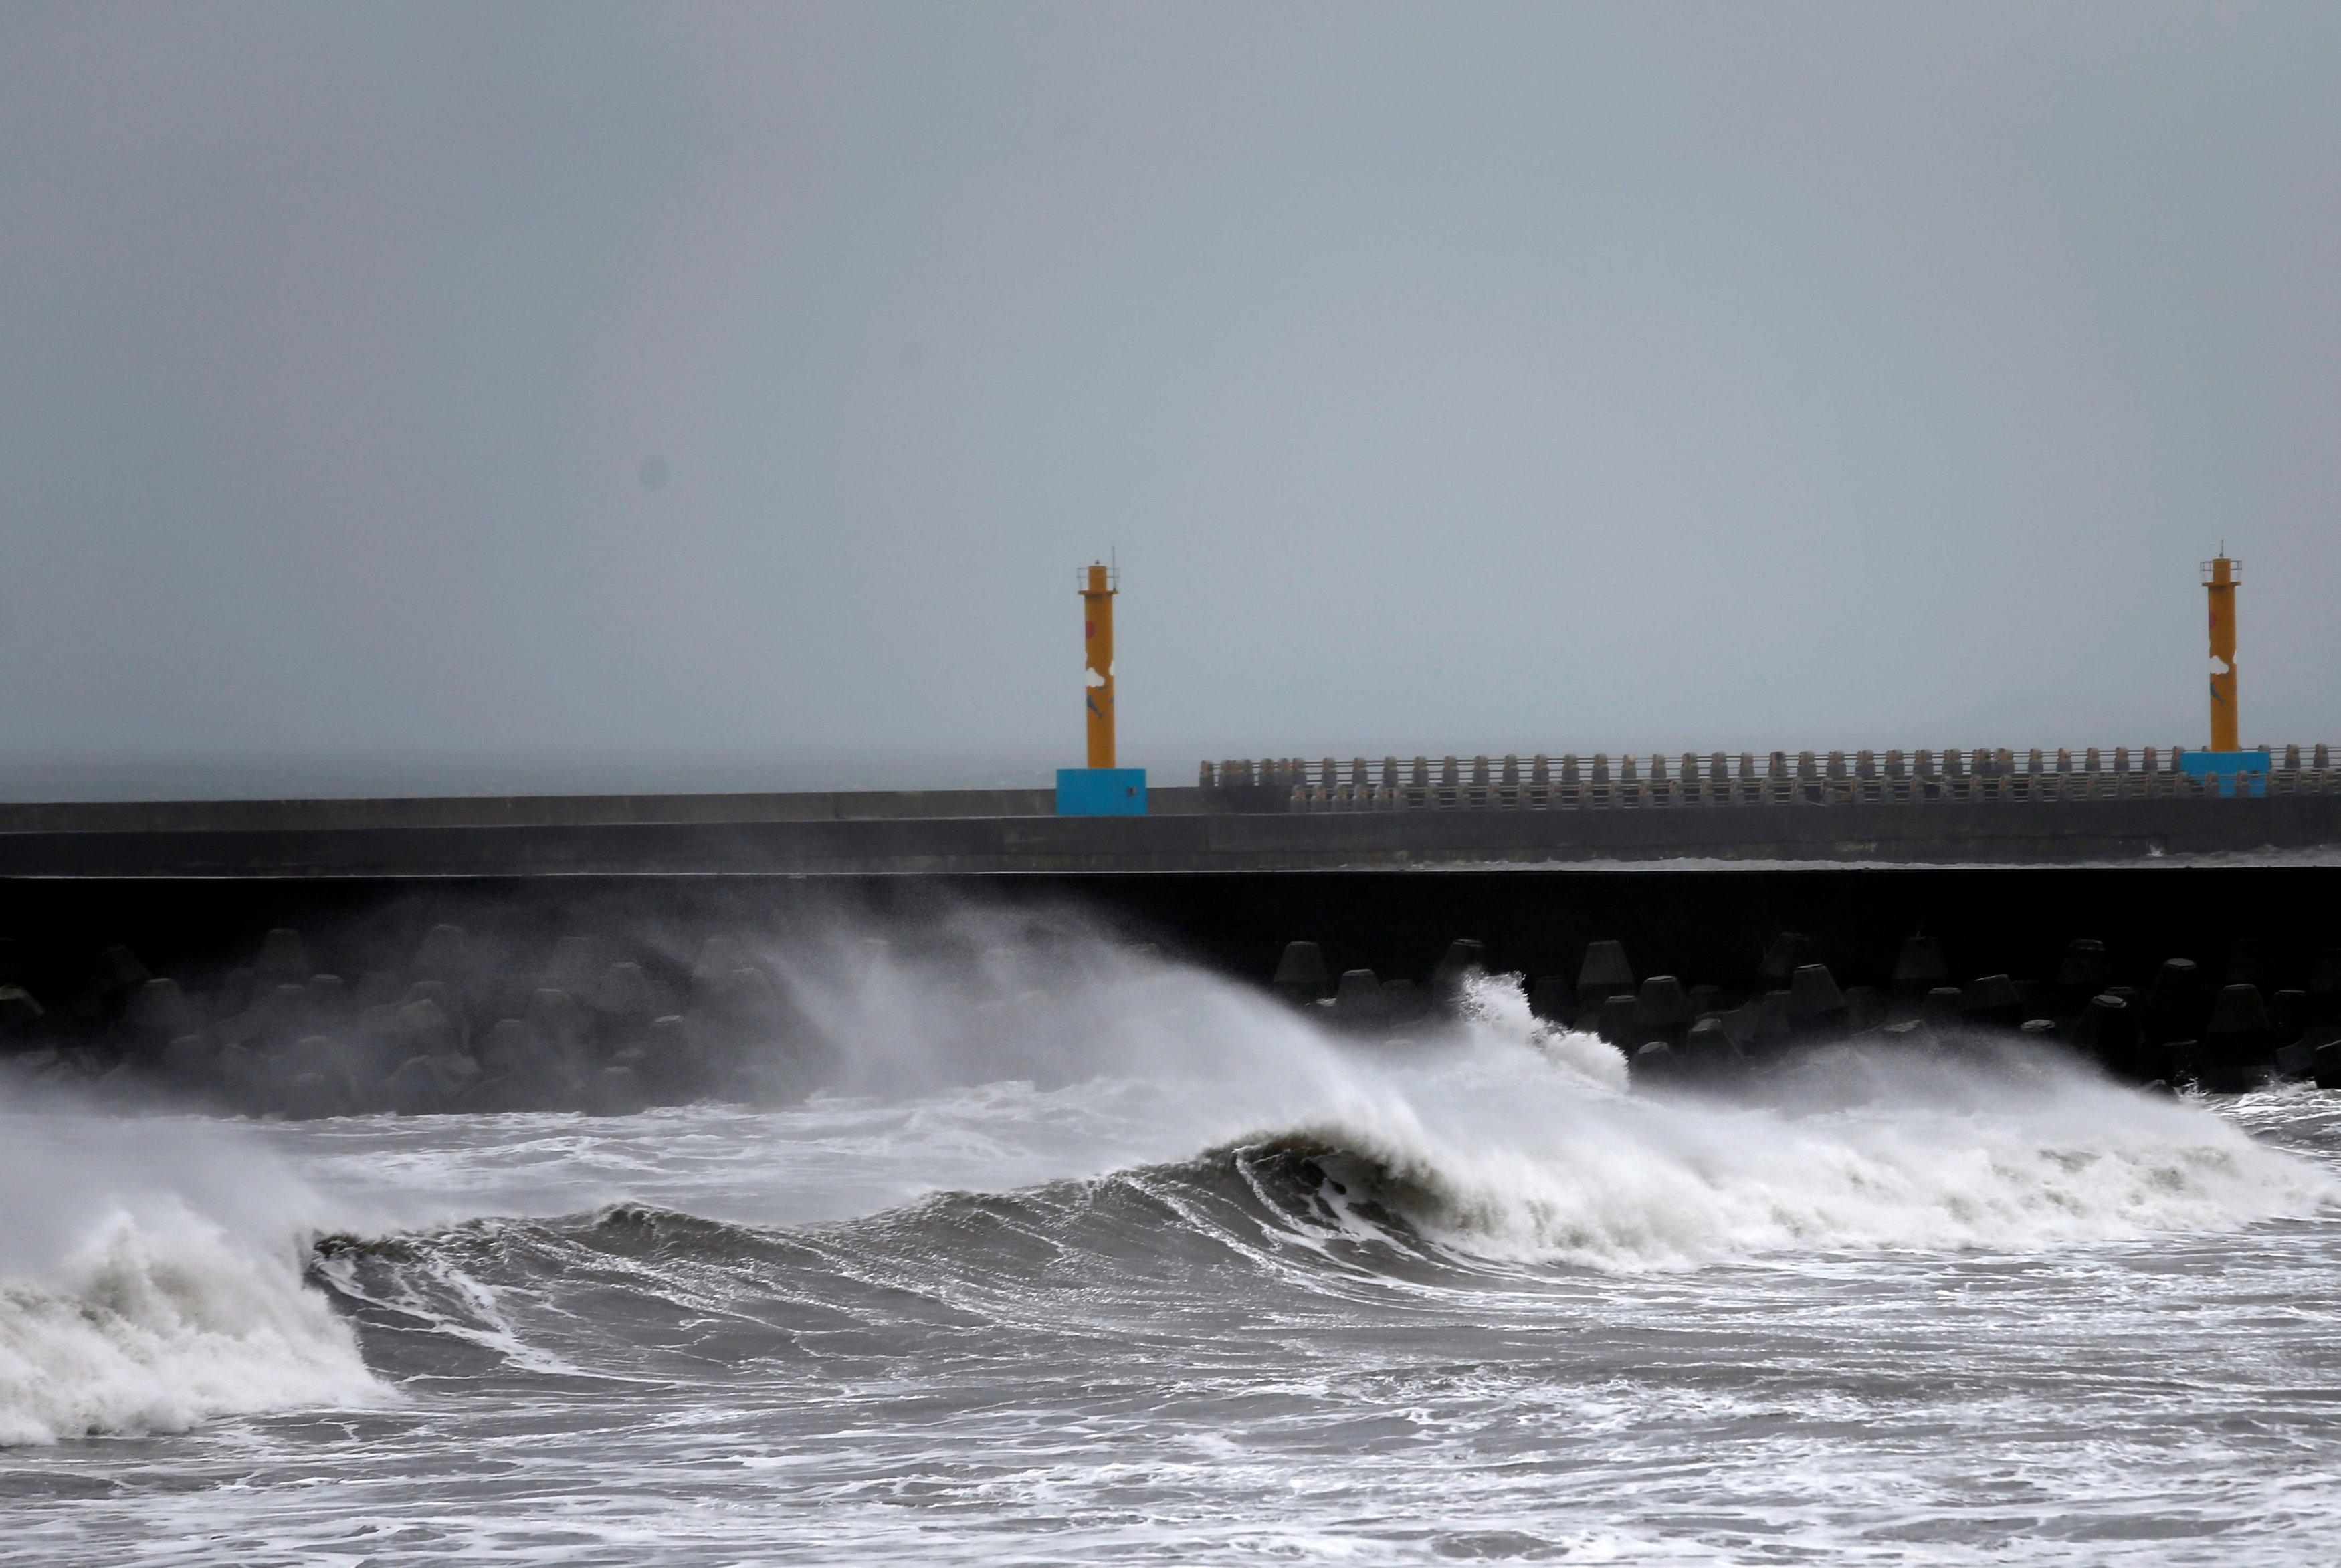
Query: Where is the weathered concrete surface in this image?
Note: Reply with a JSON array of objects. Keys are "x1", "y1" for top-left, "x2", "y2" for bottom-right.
[
  {"x1": 11, "y1": 863, "x2": 2336, "y2": 1117},
  {"x1": 0, "y1": 786, "x2": 1055, "y2": 834},
  {"x1": 3, "y1": 866, "x2": 2334, "y2": 1019},
  {"x1": 2, "y1": 792, "x2": 2337, "y2": 877}
]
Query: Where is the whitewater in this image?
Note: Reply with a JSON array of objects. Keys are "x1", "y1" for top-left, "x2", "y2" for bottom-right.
[{"x1": 6, "y1": 931, "x2": 2341, "y2": 1565}]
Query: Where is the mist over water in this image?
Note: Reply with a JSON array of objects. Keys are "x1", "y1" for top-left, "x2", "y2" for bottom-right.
[{"x1": 7, "y1": 914, "x2": 2341, "y2": 1563}]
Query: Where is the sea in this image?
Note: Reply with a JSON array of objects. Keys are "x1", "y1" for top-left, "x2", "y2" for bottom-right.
[{"x1": 6, "y1": 930, "x2": 2341, "y2": 1565}]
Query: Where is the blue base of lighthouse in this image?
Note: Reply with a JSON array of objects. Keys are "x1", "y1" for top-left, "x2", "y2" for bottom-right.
[
  {"x1": 1055, "y1": 768, "x2": 1147, "y2": 816},
  {"x1": 2179, "y1": 750, "x2": 2272, "y2": 797}
]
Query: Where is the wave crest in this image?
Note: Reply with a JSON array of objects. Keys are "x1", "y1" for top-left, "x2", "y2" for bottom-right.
[
  {"x1": 1242, "y1": 1067, "x2": 2338, "y2": 1270},
  {"x1": 310, "y1": 1064, "x2": 2341, "y2": 1385},
  {"x1": 0, "y1": 1207, "x2": 385, "y2": 1445}
]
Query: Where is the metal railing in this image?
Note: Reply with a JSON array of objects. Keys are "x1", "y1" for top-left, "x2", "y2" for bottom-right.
[{"x1": 1193, "y1": 746, "x2": 2337, "y2": 812}]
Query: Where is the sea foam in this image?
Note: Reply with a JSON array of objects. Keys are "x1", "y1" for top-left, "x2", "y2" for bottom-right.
[
  {"x1": 625, "y1": 927, "x2": 2341, "y2": 1274},
  {"x1": 1265, "y1": 973, "x2": 2340, "y2": 1270},
  {"x1": 0, "y1": 1108, "x2": 385, "y2": 1445},
  {"x1": 0, "y1": 1206, "x2": 382, "y2": 1444}
]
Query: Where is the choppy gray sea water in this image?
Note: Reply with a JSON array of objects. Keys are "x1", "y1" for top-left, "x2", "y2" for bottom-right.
[{"x1": 7, "y1": 958, "x2": 2341, "y2": 1566}]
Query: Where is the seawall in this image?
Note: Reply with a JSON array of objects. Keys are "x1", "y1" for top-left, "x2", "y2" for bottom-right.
[{"x1": 2, "y1": 790, "x2": 2337, "y2": 876}]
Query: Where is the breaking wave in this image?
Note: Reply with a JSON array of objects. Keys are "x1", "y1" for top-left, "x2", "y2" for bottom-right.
[
  {"x1": 9, "y1": 960, "x2": 2335, "y2": 1442},
  {"x1": 309, "y1": 1030, "x2": 2336, "y2": 1379},
  {"x1": 0, "y1": 1206, "x2": 383, "y2": 1445},
  {"x1": 0, "y1": 1109, "x2": 385, "y2": 1446}
]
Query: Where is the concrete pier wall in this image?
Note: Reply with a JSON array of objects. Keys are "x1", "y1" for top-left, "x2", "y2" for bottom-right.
[
  {"x1": 5, "y1": 865, "x2": 2338, "y2": 1116},
  {"x1": 5, "y1": 866, "x2": 2330, "y2": 1000},
  {"x1": 10, "y1": 762, "x2": 2336, "y2": 1118},
  {"x1": 0, "y1": 785, "x2": 1062, "y2": 834},
  {"x1": 1, "y1": 791, "x2": 2336, "y2": 877}
]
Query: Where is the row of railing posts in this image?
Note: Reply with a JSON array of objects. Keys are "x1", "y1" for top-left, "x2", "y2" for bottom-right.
[{"x1": 1195, "y1": 746, "x2": 2336, "y2": 810}]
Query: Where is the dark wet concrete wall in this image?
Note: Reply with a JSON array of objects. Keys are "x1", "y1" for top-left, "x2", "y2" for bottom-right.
[
  {"x1": 3, "y1": 865, "x2": 2334, "y2": 1002},
  {"x1": 1, "y1": 792, "x2": 2337, "y2": 875},
  {"x1": 6, "y1": 865, "x2": 2336, "y2": 1115}
]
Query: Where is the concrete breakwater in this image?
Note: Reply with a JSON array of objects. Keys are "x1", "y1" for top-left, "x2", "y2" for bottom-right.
[
  {"x1": 1269, "y1": 931, "x2": 2341, "y2": 1096},
  {"x1": 5, "y1": 790, "x2": 2340, "y2": 875},
  {"x1": 0, "y1": 917, "x2": 830, "y2": 1118},
  {"x1": 1207, "y1": 743, "x2": 2338, "y2": 808},
  {"x1": 3, "y1": 866, "x2": 2338, "y2": 1117}
]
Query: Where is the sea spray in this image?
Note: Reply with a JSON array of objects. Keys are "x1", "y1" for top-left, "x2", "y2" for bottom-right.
[
  {"x1": 310, "y1": 948, "x2": 2339, "y2": 1299},
  {"x1": 364, "y1": 924, "x2": 2340, "y2": 1276},
  {"x1": 0, "y1": 1204, "x2": 383, "y2": 1444},
  {"x1": 0, "y1": 1105, "x2": 384, "y2": 1444},
  {"x1": 1458, "y1": 967, "x2": 1630, "y2": 1091},
  {"x1": 757, "y1": 906, "x2": 1358, "y2": 1103},
  {"x1": 9, "y1": 916, "x2": 2337, "y2": 1448},
  {"x1": 1241, "y1": 973, "x2": 2338, "y2": 1270},
  {"x1": 17, "y1": 911, "x2": 2341, "y2": 1563}
]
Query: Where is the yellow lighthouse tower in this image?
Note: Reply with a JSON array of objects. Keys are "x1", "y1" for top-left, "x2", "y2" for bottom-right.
[
  {"x1": 1081, "y1": 562, "x2": 1116, "y2": 768},
  {"x1": 2184, "y1": 550, "x2": 2269, "y2": 796},
  {"x1": 1055, "y1": 562, "x2": 1146, "y2": 815},
  {"x1": 2203, "y1": 552, "x2": 2239, "y2": 752}
]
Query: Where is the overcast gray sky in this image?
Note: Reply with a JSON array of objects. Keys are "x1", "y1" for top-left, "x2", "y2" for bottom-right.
[{"x1": 3, "y1": 1, "x2": 2336, "y2": 796}]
